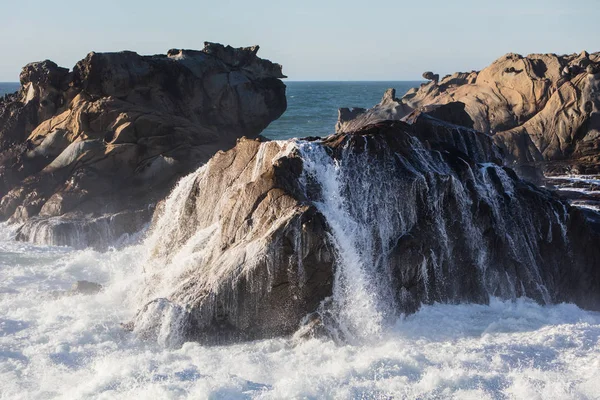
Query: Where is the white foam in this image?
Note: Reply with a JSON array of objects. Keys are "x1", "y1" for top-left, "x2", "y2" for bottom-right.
[
  {"x1": 0, "y1": 229, "x2": 598, "y2": 399},
  {"x1": 1, "y1": 155, "x2": 600, "y2": 398}
]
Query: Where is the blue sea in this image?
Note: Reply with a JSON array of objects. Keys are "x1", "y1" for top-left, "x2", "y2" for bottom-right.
[
  {"x1": 263, "y1": 81, "x2": 421, "y2": 139},
  {"x1": 0, "y1": 82, "x2": 20, "y2": 97},
  {"x1": 1, "y1": 81, "x2": 421, "y2": 139}
]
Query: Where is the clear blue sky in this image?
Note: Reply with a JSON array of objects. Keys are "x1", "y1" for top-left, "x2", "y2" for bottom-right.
[{"x1": 1, "y1": 0, "x2": 598, "y2": 81}]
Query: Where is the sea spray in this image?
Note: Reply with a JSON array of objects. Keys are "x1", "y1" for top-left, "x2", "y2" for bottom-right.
[
  {"x1": 295, "y1": 132, "x2": 570, "y2": 340},
  {"x1": 299, "y1": 141, "x2": 402, "y2": 341},
  {"x1": 128, "y1": 123, "x2": 589, "y2": 345},
  {"x1": 133, "y1": 140, "x2": 308, "y2": 342}
]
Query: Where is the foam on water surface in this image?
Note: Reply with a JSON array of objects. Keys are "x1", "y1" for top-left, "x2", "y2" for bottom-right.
[
  {"x1": 0, "y1": 224, "x2": 599, "y2": 399},
  {"x1": 1, "y1": 181, "x2": 600, "y2": 399}
]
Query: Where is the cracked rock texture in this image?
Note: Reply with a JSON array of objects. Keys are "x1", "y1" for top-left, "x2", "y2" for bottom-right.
[
  {"x1": 133, "y1": 116, "x2": 600, "y2": 344},
  {"x1": 337, "y1": 51, "x2": 600, "y2": 175},
  {"x1": 0, "y1": 42, "x2": 287, "y2": 247}
]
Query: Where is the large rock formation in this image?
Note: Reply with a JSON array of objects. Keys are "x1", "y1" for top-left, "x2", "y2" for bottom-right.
[
  {"x1": 133, "y1": 137, "x2": 335, "y2": 344},
  {"x1": 0, "y1": 43, "x2": 287, "y2": 247},
  {"x1": 132, "y1": 115, "x2": 600, "y2": 345},
  {"x1": 337, "y1": 51, "x2": 600, "y2": 175}
]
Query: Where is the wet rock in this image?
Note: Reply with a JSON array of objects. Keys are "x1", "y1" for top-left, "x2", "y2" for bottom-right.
[
  {"x1": 136, "y1": 137, "x2": 335, "y2": 343},
  {"x1": 134, "y1": 116, "x2": 600, "y2": 344},
  {"x1": 70, "y1": 280, "x2": 102, "y2": 295}
]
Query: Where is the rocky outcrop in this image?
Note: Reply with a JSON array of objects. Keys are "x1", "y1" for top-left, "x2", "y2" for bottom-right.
[
  {"x1": 133, "y1": 138, "x2": 335, "y2": 344},
  {"x1": 337, "y1": 51, "x2": 600, "y2": 175},
  {"x1": 132, "y1": 115, "x2": 600, "y2": 345},
  {"x1": 0, "y1": 42, "x2": 286, "y2": 247},
  {"x1": 336, "y1": 88, "x2": 412, "y2": 134}
]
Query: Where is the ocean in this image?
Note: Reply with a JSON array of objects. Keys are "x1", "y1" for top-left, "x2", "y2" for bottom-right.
[
  {"x1": 262, "y1": 81, "x2": 421, "y2": 139},
  {"x1": 1, "y1": 81, "x2": 600, "y2": 400},
  {"x1": 0, "y1": 83, "x2": 20, "y2": 97}
]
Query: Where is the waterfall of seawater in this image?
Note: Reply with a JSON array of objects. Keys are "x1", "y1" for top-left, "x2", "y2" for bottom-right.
[
  {"x1": 131, "y1": 167, "x2": 210, "y2": 346},
  {"x1": 134, "y1": 135, "x2": 571, "y2": 345},
  {"x1": 299, "y1": 141, "x2": 407, "y2": 342},
  {"x1": 296, "y1": 136, "x2": 567, "y2": 341}
]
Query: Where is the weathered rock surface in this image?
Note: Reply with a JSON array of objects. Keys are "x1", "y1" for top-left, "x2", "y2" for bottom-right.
[
  {"x1": 0, "y1": 42, "x2": 287, "y2": 247},
  {"x1": 336, "y1": 88, "x2": 412, "y2": 134},
  {"x1": 135, "y1": 138, "x2": 335, "y2": 344},
  {"x1": 337, "y1": 51, "x2": 600, "y2": 175},
  {"x1": 133, "y1": 115, "x2": 600, "y2": 344}
]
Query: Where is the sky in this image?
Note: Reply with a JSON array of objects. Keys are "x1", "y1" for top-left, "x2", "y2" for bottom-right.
[{"x1": 1, "y1": 0, "x2": 598, "y2": 82}]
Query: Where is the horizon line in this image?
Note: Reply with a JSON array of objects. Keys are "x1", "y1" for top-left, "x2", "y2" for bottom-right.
[{"x1": 1, "y1": 79, "x2": 426, "y2": 84}]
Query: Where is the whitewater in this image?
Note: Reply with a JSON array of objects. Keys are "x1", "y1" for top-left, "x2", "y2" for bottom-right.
[
  {"x1": 1, "y1": 198, "x2": 600, "y2": 398},
  {"x1": 1, "y1": 82, "x2": 600, "y2": 399}
]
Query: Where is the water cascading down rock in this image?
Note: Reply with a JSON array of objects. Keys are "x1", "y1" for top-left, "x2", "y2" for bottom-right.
[
  {"x1": 133, "y1": 113, "x2": 600, "y2": 345},
  {"x1": 0, "y1": 43, "x2": 287, "y2": 247}
]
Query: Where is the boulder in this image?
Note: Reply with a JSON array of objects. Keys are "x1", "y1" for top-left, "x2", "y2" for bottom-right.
[
  {"x1": 0, "y1": 42, "x2": 287, "y2": 247},
  {"x1": 422, "y1": 71, "x2": 439, "y2": 82},
  {"x1": 135, "y1": 137, "x2": 335, "y2": 343},
  {"x1": 335, "y1": 88, "x2": 412, "y2": 134}
]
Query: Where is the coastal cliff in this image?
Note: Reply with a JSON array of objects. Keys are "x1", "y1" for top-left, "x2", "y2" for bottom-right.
[
  {"x1": 0, "y1": 43, "x2": 287, "y2": 247},
  {"x1": 337, "y1": 51, "x2": 600, "y2": 175}
]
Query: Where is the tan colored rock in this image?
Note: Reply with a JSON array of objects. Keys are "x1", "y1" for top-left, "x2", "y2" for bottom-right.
[
  {"x1": 336, "y1": 89, "x2": 412, "y2": 134},
  {"x1": 0, "y1": 43, "x2": 287, "y2": 247},
  {"x1": 337, "y1": 51, "x2": 600, "y2": 174}
]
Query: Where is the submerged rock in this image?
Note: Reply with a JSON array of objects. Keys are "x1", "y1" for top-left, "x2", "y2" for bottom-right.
[
  {"x1": 70, "y1": 280, "x2": 102, "y2": 295},
  {"x1": 133, "y1": 115, "x2": 600, "y2": 344},
  {"x1": 0, "y1": 42, "x2": 287, "y2": 248},
  {"x1": 50, "y1": 280, "x2": 103, "y2": 298}
]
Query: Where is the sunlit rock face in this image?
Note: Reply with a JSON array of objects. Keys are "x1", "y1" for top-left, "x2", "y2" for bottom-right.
[
  {"x1": 0, "y1": 42, "x2": 287, "y2": 248},
  {"x1": 337, "y1": 51, "x2": 600, "y2": 175},
  {"x1": 132, "y1": 115, "x2": 600, "y2": 345}
]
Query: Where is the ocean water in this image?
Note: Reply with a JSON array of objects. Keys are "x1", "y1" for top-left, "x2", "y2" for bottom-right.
[
  {"x1": 1, "y1": 82, "x2": 600, "y2": 400},
  {"x1": 0, "y1": 81, "x2": 419, "y2": 140},
  {"x1": 0, "y1": 83, "x2": 20, "y2": 97},
  {"x1": 262, "y1": 81, "x2": 421, "y2": 139}
]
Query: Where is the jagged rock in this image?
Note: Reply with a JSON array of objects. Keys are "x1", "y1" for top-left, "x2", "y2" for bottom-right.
[
  {"x1": 133, "y1": 115, "x2": 600, "y2": 344},
  {"x1": 422, "y1": 71, "x2": 439, "y2": 82},
  {"x1": 0, "y1": 42, "x2": 287, "y2": 247},
  {"x1": 335, "y1": 89, "x2": 412, "y2": 134},
  {"x1": 136, "y1": 137, "x2": 335, "y2": 343},
  {"x1": 336, "y1": 51, "x2": 600, "y2": 175}
]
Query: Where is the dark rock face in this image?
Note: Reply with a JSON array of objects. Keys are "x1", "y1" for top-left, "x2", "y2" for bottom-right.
[
  {"x1": 133, "y1": 116, "x2": 600, "y2": 344},
  {"x1": 336, "y1": 51, "x2": 600, "y2": 175},
  {"x1": 0, "y1": 42, "x2": 286, "y2": 248}
]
